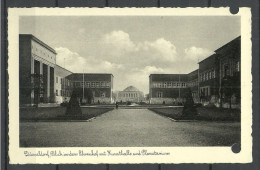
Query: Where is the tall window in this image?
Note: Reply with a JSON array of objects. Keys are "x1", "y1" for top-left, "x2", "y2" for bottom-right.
[
  {"x1": 56, "y1": 90, "x2": 58, "y2": 96},
  {"x1": 56, "y1": 77, "x2": 58, "y2": 83},
  {"x1": 224, "y1": 64, "x2": 230, "y2": 77},
  {"x1": 157, "y1": 92, "x2": 163, "y2": 98}
]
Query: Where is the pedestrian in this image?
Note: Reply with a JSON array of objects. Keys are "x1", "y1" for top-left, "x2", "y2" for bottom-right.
[{"x1": 116, "y1": 102, "x2": 119, "y2": 109}]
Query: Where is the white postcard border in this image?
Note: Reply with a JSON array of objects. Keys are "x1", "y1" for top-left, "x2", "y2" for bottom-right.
[{"x1": 8, "y1": 7, "x2": 252, "y2": 164}]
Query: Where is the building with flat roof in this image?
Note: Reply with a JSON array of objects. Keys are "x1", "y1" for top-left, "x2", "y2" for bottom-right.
[
  {"x1": 117, "y1": 86, "x2": 144, "y2": 103},
  {"x1": 198, "y1": 54, "x2": 220, "y2": 103},
  {"x1": 19, "y1": 34, "x2": 56, "y2": 106},
  {"x1": 215, "y1": 36, "x2": 241, "y2": 108},
  {"x1": 149, "y1": 74, "x2": 188, "y2": 104},
  {"x1": 54, "y1": 65, "x2": 73, "y2": 104},
  {"x1": 66, "y1": 73, "x2": 114, "y2": 104}
]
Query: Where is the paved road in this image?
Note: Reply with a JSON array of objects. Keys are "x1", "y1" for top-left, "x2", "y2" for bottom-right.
[{"x1": 20, "y1": 109, "x2": 240, "y2": 147}]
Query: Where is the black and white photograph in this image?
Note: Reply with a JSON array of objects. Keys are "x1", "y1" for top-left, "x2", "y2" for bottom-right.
[{"x1": 8, "y1": 8, "x2": 252, "y2": 164}]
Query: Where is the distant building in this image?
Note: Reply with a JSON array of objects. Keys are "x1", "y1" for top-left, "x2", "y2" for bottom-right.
[
  {"x1": 117, "y1": 86, "x2": 144, "y2": 103},
  {"x1": 54, "y1": 65, "x2": 73, "y2": 104},
  {"x1": 149, "y1": 74, "x2": 188, "y2": 104},
  {"x1": 19, "y1": 34, "x2": 56, "y2": 106},
  {"x1": 198, "y1": 54, "x2": 220, "y2": 103},
  {"x1": 66, "y1": 73, "x2": 114, "y2": 104}
]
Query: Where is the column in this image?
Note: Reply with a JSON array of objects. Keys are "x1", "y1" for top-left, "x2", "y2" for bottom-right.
[
  {"x1": 40, "y1": 62, "x2": 43, "y2": 75},
  {"x1": 30, "y1": 57, "x2": 34, "y2": 105},
  {"x1": 47, "y1": 65, "x2": 50, "y2": 100},
  {"x1": 49, "y1": 67, "x2": 55, "y2": 102}
]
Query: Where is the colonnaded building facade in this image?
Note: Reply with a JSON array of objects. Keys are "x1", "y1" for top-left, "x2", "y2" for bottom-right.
[
  {"x1": 19, "y1": 34, "x2": 113, "y2": 106},
  {"x1": 116, "y1": 86, "x2": 144, "y2": 103},
  {"x1": 19, "y1": 34, "x2": 56, "y2": 105},
  {"x1": 149, "y1": 36, "x2": 241, "y2": 108}
]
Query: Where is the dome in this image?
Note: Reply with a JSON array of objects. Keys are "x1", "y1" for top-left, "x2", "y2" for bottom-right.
[{"x1": 123, "y1": 86, "x2": 140, "y2": 92}]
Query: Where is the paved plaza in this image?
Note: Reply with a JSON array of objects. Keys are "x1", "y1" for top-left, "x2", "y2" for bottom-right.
[{"x1": 20, "y1": 109, "x2": 240, "y2": 147}]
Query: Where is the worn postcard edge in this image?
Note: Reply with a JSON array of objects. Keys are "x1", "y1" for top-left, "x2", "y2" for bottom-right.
[{"x1": 7, "y1": 7, "x2": 252, "y2": 164}]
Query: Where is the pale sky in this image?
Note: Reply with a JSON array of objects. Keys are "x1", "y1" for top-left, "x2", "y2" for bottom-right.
[{"x1": 19, "y1": 16, "x2": 240, "y2": 94}]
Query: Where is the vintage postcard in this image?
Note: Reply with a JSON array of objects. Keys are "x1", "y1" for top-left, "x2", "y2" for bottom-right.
[{"x1": 8, "y1": 8, "x2": 252, "y2": 164}]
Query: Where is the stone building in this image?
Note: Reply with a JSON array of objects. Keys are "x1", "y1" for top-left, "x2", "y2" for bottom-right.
[
  {"x1": 117, "y1": 86, "x2": 144, "y2": 103},
  {"x1": 54, "y1": 65, "x2": 73, "y2": 104},
  {"x1": 66, "y1": 73, "x2": 114, "y2": 104},
  {"x1": 149, "y1": 74, "x2": 188, "y2": 104},
  {"x1": 148, "y1": 36, "x2": 240, "y2": 107},
  {"x1": 215, "y1": 36, "x2": 241, "y2": 108},
  {"x1": 198, "y1": 54, "x2": 220, "y2": 103},
  {"x1": 19, "y1": 34, "x2": 56, "y2": 106}
]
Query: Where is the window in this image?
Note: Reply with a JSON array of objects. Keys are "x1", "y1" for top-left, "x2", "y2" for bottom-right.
[
  {"x1": 56, "y1": 77, "x2": 58, "y2": 83},
  {"x1": 172, "y1": 82, "x2": 176, "y2": 87},
  {"x1": 101, "y1": 92, "x2": 106, "y2": 97},
  {"x1": 157, "y1": 92, "x2": 163, "y2": 98},
  {"x1": 91, "y1": 82, "x2": 95, "y2": 88},
  {"x1": 163, "y1": 82, "x2": 167, "y2": 88},
  {"x1": 60, "y1": 78, "x2": 63, "y2": 84},
  {"x1": 209, "y1": 71, "x2": 212, "y2": 79},
  {"x1": 212, "y1": 70, "x2": 215, "y2": 78},
  {"x1": 182, "y1": 83, "x2": 186, "y2": 87},
  {"x1": 56, "y1": 90, "x2": 58, "y2": 96},
  {"x1": 224, "y1": 64, "x2": 230, "y2": 77},
  {"x1": 86, "y1": 82, "x2": 90, "y2": 87},
  {"x1": 167, "y1": 82, "x2": 171, "y2": 88},
  {"x1": 96, "y1": 82, "x2": 100, "y2": 87},
  {"x1": 177, "y1": 83, "x2": 180, "y2": 87},
  {"x1": 81, "y1": 82, "x2": 84, "y2": 87},
  {"x1": 106, "y1": 82, "x2": 111, "y2": 87},
  {"x1": 203, "y1": 73, "x2": 205, "y2": 81},
  {"x1": 60, "y1": 90, "x2": 62, "y2": 96}
]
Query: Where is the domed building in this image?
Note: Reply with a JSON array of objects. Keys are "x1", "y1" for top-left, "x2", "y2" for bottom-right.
[{"x1": 117, "y1": 86, "x2": 144, "y2": 103}]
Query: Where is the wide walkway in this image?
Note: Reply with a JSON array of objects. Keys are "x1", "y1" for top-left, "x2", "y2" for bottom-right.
[{"x1": 20, "y1": 109, "x2": 240, "y2": 147}]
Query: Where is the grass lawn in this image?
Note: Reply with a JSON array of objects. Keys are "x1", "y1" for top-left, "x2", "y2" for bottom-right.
[
  {"x1": 149, "y1": 107, "x2": 240, "y2": 121},
  {"x1": 20, "y1": 107, "x2": 113, "y2": 121}
]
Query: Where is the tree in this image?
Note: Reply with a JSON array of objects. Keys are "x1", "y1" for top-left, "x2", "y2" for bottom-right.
[
  {"x1": 182, "y1": 88, "x2": 197, "y2": 118},
  {"x1": 30, "y1": 73, "x2": 44, "y2": 107},
  {"x1": 65, "y1": 90, "x2": 82, "y2": 115},
  {"x1": 221, "y1": 74, "x2": 240, "y2": 109},
  {"x1": 71, "y1": 87, "x2": 94, "y2": 104}
]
